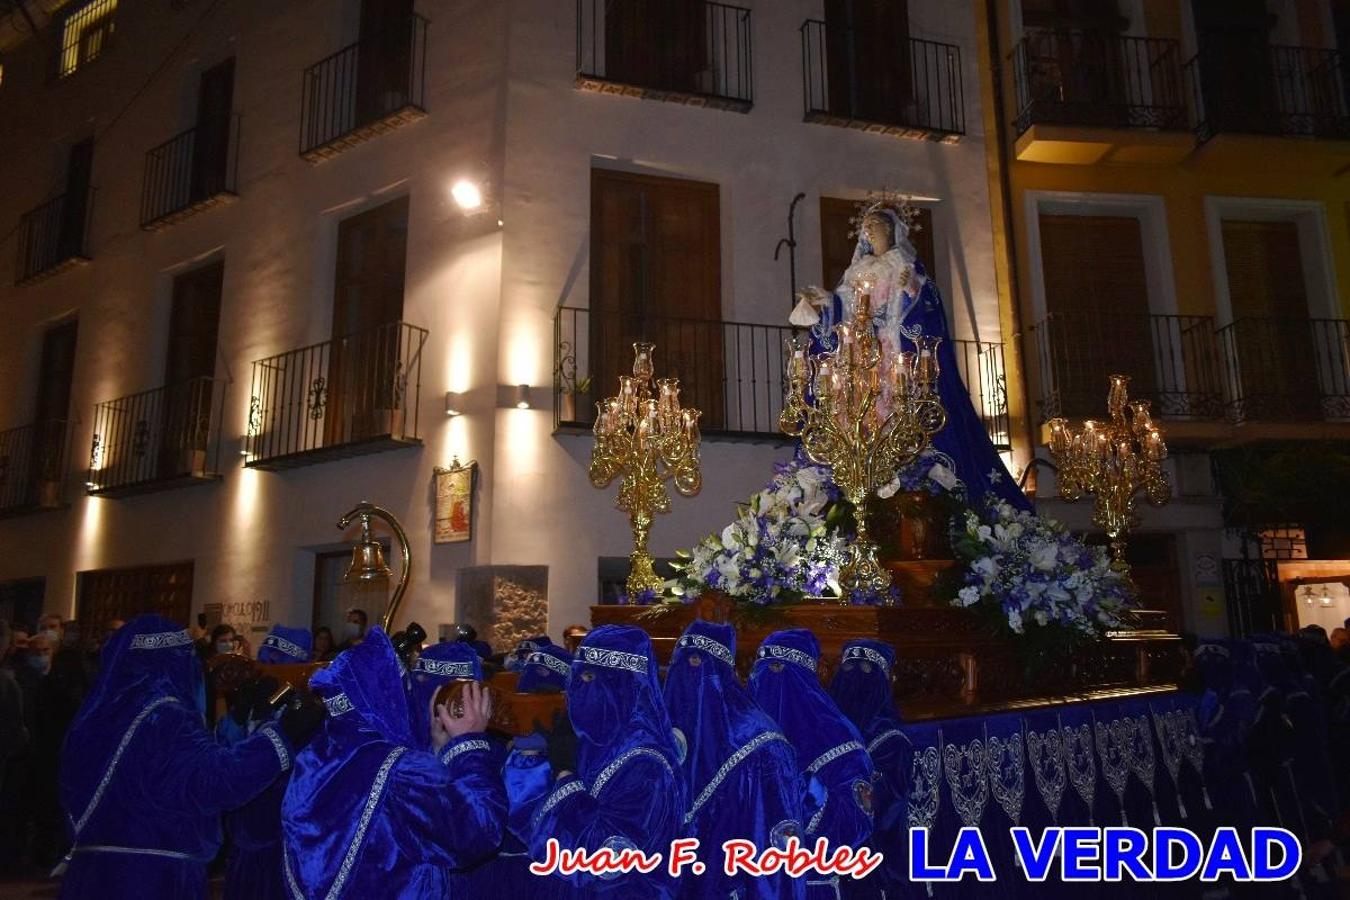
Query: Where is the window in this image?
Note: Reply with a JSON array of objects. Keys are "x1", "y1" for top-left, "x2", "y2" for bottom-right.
[
  {"x1": 57, "y1": 0, "x2": 118, "y2": 78},
  {"x1": 76, "y1": 561, "x2": 194, "y2": 628},
  {"x1": 819, "y1": 196, "x2": 934, "y2": 290},
  {"x1": 590, "y1": 168, "x2": 724, "y2": 426}
]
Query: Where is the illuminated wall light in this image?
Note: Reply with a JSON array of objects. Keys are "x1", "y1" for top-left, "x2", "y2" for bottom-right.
[
  {"x1": 445, "y1": 391, "x2": 463, "y2": 417},
  {"x1": 451, "y1": 179, "x2": 483, "y2": 211},
  {"x1": 514, "y1": 384, "x2": 531, "y2": 409}
]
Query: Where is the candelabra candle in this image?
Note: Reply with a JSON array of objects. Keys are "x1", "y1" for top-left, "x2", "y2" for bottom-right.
[
  {"x1": 590, "y1": 342, "x2": 703, "y2": 597},
  {"x1": 779, "y1": 291, "x2": 947, "y2": 602},
  {"x1": 1045, "y1": 374, "x2": 1172, "y2": 574}
]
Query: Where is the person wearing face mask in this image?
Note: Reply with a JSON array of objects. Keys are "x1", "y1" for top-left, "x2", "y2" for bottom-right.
[
  {"x1": 828, "y1": 640, "x2": 905, "y2": 900},
  {"x1": 664, "y1": 621, "x2": 805, "y2": 900},
  {"x1": 58, "y1": 615, "x2": 322, "y2": 899},
  {"x1": 504, "y1": 624, "x2": 686, "y2": 899},
  {"x1": 35, "y1": 615, "x2": 63, "y2": 648},
  {"x1": 202, "y1": 624, "x2": 238, "y2": 662},
  {"x1": 750, "y1": 629, "x2": 874, "y2": 900},
  {"x1": 339, "y1": 608, "x2": 368, "y2": 652},
  {"x1": 0, "y1": 620, "x2": 29, "y2": 874}
]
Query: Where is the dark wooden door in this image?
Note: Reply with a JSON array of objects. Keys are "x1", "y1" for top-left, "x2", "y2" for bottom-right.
[
  {"x1": 159, "y1": 262, "x2": 223, "y2": 477},
  {"x1": 825, "y1": 0, "x2": 911, "y2": 125},
  {"x1": 29, "y1": 320, "x2": 77, "y2": 501},
  {"x1": 191, "y1": 58, "x2": 234, "y2": 202},
  {"x1": 356, "y1": 0, "x2": 414, "y2": 124},
  {"x1": 1192, "y1": 0, "x2": 1276, "y2": 131},
  {"x1": 60, "y1": 138, "x2": 93, "y2": 259},
  {"x1": 328, "y1": 195, "x2": 408, "y2": 444},
  {"x1": 77, "y1": 562, "x2": 194, "y2": 629},
  {"x1": 1039, "y1": 215, "x2": 1157, "y2": 416},
  {"x1": 591, "y1": 169, "x2": 723, "y2": 430},
  {"x1": 605, "y1": 0, "x2": 706, "y2": 94},
  {"x1": 1220, "y1": 220, "x2": 1320, "y2": 419}
]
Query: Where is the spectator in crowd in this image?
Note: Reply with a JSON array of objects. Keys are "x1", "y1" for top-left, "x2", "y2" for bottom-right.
[
  {"x1": 0, "y1": 620, "x2": 27, "y2": 800},
  {"x1": 339, "y1": 608, "x2": 367, "y2": 651},
  {"x1": 202, "y1": 624, "x2": 238, "y2": 662},
  {"x1": 35, "y1": 615, "x2": 63, "y2": 647},
  {"x1": 312, "y1": 626, "x2": 336, "y2": 662},
  {"x1": 233, "y1": 631, "x2": 254, "y2": 659}
]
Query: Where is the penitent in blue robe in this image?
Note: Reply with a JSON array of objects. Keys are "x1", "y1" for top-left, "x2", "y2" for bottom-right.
[
  {"x1": 750, "y1": 629, "x2": 875, "y2": 900},
  {"x1": 58, "y1": 615, "x2": 294, "y2": 900},
  {"x1": 828, "y1": 640, "x2": 908, "y2": 900},
  {"x1": 505, "y1": 624, "x2": 686, "y2": 899},
  {"x1": 664, "y1": 621, "x2": 806, "y2": 900},
  {"x1": 281, "y1": 628, "x2": 505, "y2": 899},
  {"x1": 220, "y1": 624, "x2": 314, "y2": 900}
]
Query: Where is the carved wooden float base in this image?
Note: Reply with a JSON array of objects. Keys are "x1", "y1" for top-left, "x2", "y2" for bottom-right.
[{"x1": 591, "y1": 601, "x2": 1182, "y2": 721}]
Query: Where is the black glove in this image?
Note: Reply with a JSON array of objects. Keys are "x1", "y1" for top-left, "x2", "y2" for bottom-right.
[
  {"x1": 544, "y1": 709, "x2": 578, "y2": 774},
  {"x1": 229, "y1": 676, "x2": 280, "y2": 726},
  {"x1": 277, "y1": 693, "x2": 326, "y2": 750}
]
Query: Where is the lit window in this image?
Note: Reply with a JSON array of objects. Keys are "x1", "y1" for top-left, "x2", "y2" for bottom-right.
[{"x1": 59, "y1": 0, "x2": 118, "y2": 78}]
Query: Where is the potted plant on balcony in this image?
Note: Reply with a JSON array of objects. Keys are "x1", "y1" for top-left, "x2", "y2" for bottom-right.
[{"x1": 555, "y1": 340, "x2": 591, "y2": 424}]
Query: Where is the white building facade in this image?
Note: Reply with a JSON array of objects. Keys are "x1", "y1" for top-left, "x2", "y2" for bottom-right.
[{"x1": 0, "y1": 0, "x2": 1011, "y2": 642}]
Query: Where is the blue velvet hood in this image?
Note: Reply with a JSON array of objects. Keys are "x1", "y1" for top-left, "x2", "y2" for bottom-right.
[
  {"x1": 749, "y1": 629, "x2": 865, "y2": 768},
  {"x1": 258, "y1": 624, "x2": 312, "y2": 664},
  {"x1": 281, "y1": 628, "x2": 413, "y2": 897},
  {"x1": 63, "y1": 615, "x2": 204, "y2": 822},
  {"x1": 516, "y1": 644, "x2": 572, "y2": 693},
  {"x1": 828, "y1": 638, "x2": 904, "y2": 744},
  {"x1": 664, "y1": 621, "x2": 785, "y2": 788},
  {"x1": 570, "y1": 625, "x2": 685, "y2": 804},
  {"x1": 407, "y1": 641, "x2": 483, "y2": 749}
]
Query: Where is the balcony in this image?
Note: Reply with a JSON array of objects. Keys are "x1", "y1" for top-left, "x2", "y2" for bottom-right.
[
  {"x1": 0, "y1": 420, "x2": 69, "y2": 517},
  {"x1": 1030, "y1": 311, "x2": 1223, "y2": 424},
  {"x1": 1028, "y1": 311, "x2": 1350, "y2": 442},
  {"x1": 1218, "y1": 317, "x2": 1350, "y2": 424},
  {"x1": 244, "y1": 321, "x2": 427, "y2": 470},
  {"x1": 15, "y1": 189, "x2": 93, "y2": 285},
  {"x1": 553, "y1": 306, "x2": 1010, "y2": 450},
  {"x1": 86, "y1": 377, "x2": 226, "y2": 497},
  {"x1": 1010, "y1": 30, "x2": 1191, "y2": 165},
  {"x1": 1186, "y1": 40, "x2": 1350, "y2": 143},
  {"x1": 576, "y1": 0, "x2": 753, "y2": 113},
  {"x1": 140, "y1": 114, "x2": 240, "y2": 230},
  {"x1": 299, "y1": 14, "x2": 429, "y2": 162},
  {"x1": 800, "y1": 20, "x2": 964, "y2": 142}
]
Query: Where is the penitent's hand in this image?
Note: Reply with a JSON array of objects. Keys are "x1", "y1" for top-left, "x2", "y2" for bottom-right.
[{"x1": 431, "y1": 682, "x2": 493, "y2": 752}]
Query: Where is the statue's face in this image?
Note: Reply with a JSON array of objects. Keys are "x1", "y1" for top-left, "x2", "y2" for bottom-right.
[{"x1": 861, "y1": 213, "x2": 892, "y2": 255}]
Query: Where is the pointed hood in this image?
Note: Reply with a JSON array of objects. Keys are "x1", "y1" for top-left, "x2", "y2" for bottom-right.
[
  {"x1": 828, "y1": 639, "x2": 903, "y2": 745},
  {"x1": 258, "y1": 624, "x2": 313, "y2": 664},
  {"x1": 407, "y1": 641, "x2": 483, "y2": 748},
  {"x1": 749, "y1": 628, "x2": 864, "y2": 771}
]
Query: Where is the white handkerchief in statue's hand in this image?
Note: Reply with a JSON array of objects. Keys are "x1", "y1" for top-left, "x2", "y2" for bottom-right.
[{"x1": 789, "y1": 286, "x2": 831, "y2": 327}]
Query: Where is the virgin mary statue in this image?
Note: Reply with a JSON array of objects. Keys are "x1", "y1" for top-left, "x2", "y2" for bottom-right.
[{"x1": 790, "y1": 200, "x2": 1031, "y2": 512}]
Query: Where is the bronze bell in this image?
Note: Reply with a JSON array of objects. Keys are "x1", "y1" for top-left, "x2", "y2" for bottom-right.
[{"x1": 344, "y1": 512, "x2": 393, "y2": 583}]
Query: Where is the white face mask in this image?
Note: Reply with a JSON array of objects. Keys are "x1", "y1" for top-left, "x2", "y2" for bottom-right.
[
  {"x1": 216, "y1": 640, "x2": 235, "y2": 654},
  {"x1": 39, "y1": 629, "x2": 60, "y2": 645},
  {"x1": 26, "y1": 655, "x2": 51, "y2": 675},
  {"x1": 343, "y1": 622, "x2": 362, "y2": 639}
]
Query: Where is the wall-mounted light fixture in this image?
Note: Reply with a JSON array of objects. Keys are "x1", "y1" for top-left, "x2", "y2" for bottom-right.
[
  {"x1": 451, "y1": 179, "x2": 484, "y2": 212},
  {"x1": 445, "y1": 391, "x2": 463, "y2": 417},
  {"x1": 513, "y1": 384, "x2": 531, "y2": 409}
]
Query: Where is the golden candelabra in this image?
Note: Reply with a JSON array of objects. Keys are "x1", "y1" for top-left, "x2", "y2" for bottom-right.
[
  {"x1": 589, "y1": 342, "x2": 703, "y2": 598},
  {"x1": 781, "y1": 292, "x2": 946, "y2": 602},
  {"x1": 1046, "y1": 374, "x2": 1172, "y2": 574}
]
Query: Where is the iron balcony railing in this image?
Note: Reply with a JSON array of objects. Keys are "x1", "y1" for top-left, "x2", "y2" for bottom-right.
[
  {"x1": 0, "y1": 419, "x2": 69, "y2": 515},
  {"x1": 299, "y1": 14, "x2": 429, "y2": 161},
  {"x1": 1029, "y1": 311, "x2": 1225, "y2": 421},
  {"x1": 801, "y1": 20, "x2": 964, "y2": 139},
  {"x1": 576, "y1": 0, "x2": 753, "y2": 111},
  {"x1": 15, "y1": 188, "x2": 94, "y2": 285},
  {"x1": 87, "y1": 377, "x2": 226, "y2": 496},
  {"x1": 140, "y1": 113, "x2": 240, "y2": 230},
  {"x1": 554, "y1": 306, "x2": 1010, "y2": 448},
  {"x1": 1217, "y1": 316, "x2": 1350, "y2": 423},
  {"x1": 245, "y1": 320, "x2": 427, "y2": 470},
  {"x1": 1011, "y1": 29, "x2": 1186, "y2": 135},
  {"x1": 1186, "y1": 40, "x2": 1350, "y2": 140}
]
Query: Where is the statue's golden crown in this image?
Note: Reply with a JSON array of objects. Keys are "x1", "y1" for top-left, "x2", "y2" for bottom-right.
[{"x1": 847, "y1": 189, "x2": 922, "y2": 240}]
